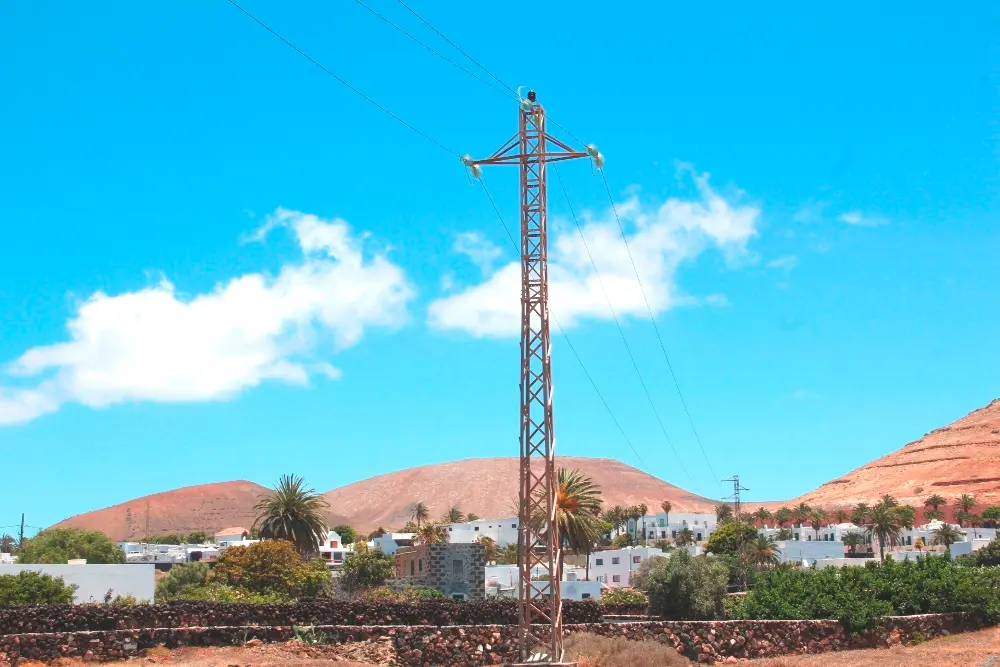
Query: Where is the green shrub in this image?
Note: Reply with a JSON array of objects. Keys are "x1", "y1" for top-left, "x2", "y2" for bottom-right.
[
  {"x1": 733, "y1": 555, "x2": 1000, "y2": 633},
  {"x1": 339, "y1": 545, "x2": 395, "y2": 593},
  {"x1": 964, "y1": 538, "x2": 1000, "y2": 567},
  {"x1": 644, "y1": 550, "x2": 729, "y2": 620},
  {"x1": 177, "y1": 581, "x2": 284, "y2": 603},
  {"x1": 362, "y1": 586, "x2": 444, "y2": 602},
  {"x1": 155, "y1": 562, "x2": 211, "y2": 602},
  {"x1": 17, "y1": 528, "x2": 125, "y2": 564},
  {"x1": 600, "y1": 587, "x2": 648, "y2": 606},
  {"x1": 214, "y1": 540, "x2": 330, "y2": 599},
  {"x1": 0, "y1": 570, "x2": 77, "y2": 605},
  {"x1": 704, "y1": 522, "x2": 759, "y2": 556}
]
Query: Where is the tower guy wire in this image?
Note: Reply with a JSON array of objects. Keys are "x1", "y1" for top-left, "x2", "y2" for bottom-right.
[
  {"x1": 598, "y1": 168, "x2": 722, "y2": 489},
  {"x1": 224, "y1": 0, "x2": 460, "y2": 158},
  {"x1": 553, "y1": 167, "x2": 699, "y2": 490}
]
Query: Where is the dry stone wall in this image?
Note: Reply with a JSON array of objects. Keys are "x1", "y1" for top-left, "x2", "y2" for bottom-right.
[{"x1": 0, "y1": 613, "x2": 980, "y2": 666}]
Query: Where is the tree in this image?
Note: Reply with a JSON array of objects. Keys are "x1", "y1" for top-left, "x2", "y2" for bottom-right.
[
  {"x1": 879, "y1": 494, "x2": 898, "y2": 508},
  {"x1": 842, "y1": 531, "x2": 866, "y2": 555},
  {"x1": 443, "y1": 506, "x2": 465, "y2": 524},
  {"x1": 704, "y1": 521, "x2": 758, "y2": 556},
  {"x1": 914, "y1": 537, "x2": 925, "y2": 552},
  {"x1": 925, "y1": 507, "x2": 945, "y2": 522},
  {"x1": 742, "y1": 535, "x2": 780, "y2": 570},
  {"x1": 774, "y1": 507, "x2": 792, "y2": 528},
  {"x1": 0, "y1": 534, "x2": 16, "y2": 554},
  {"x1": 833, "y1": 509, "x2": 850, "y2": 524},
  {"x1": 17, "y1": 528, "x2": 125, "y2": 564},
  {"x1": 476, "y1": 535, "x2": 499, "y2": 562},
  {"x1": 981, "y1": 506, "x2": 1000, "y2": 529},
  {"x1": 956, "y1": 494, "x2": 977, "y2": 514},
  {"x1": 924, "y1": 494, "x2": 947, "y2": 511},
  {"x1": 637, "y1": 503, "x2": 649, "y2": 544},
  {"x1": 409, "y1": 502, "x2": 430, "y2": 529},
  {"x1": 0, "y1": 571, "x2": 77, "y2": 605},
  {"x1": 931, "y1": 523, "x2": 964, "y2": 548},
  {"x1": 660, "y1": 500, "x2": 672, "y2": 529},
  {"x1": 339, "y1": 544, "x2": 395, "y2": 594},
  {"x1": 155, "y1": 562, "x2": 211, "y2": 601},
  {"x1": 894, "y1": 505, "x2": 916, "y2": 530},
  {"x1": 966, "y1": 514, "x2": 984, "y2": 539},
  {"x1": 865, "y1": 503, "x2": 903, "y2": 562},
  {"x1": 533, "y1": 468, "x2": 603, "y2": 580},
  {"x1": 630, "y1": 555, "x2": 668, "y2": 591},
  {"x1": 715, "y1": 503, "x2": 734, "y2": 524},
  {"x1": 675, "y1": 528, "x2": 695, "y2": 547},
  {"x1": 466, "y1": 513, "x2": 481, "y2": 522},
  {"x1": 415, "y1": 523, "x2": 448, "y2": 545},
  {"x1": 851, "y1": 503, "x2": 870, "y2": 526},
  {"x1": 253, "y1": 474, "x2": 329, "y2": 556},
  {"x1": 792, "y1": 502, "x2": 811, "y2": 527},
  {"x1": 185, "y1": 531, "x2": 209, "y2": 544},
  {"x1": 147, "y1": 534, "x2": 183, "y2": 545},
  {"x1": 496, "y1": 542, "x2": 518, "y2": 565},
  {"x1": 808, "y1": 509, "x2": 827, "y2": 539},
  {"x1": 644, "y1": 550, "x2": 729, "y2": 620},
  {"x1": 214, "y1": 540, "x2": 329, "y2": 599},
  {"x1": 331, "y1": 525, "x2": 357, "y2": 545},
  {"x1": 776, "y1": 527, "x2": 793, "y2": 541},
  {"x1": 367, "y1": 527, "x2": 387, "y2": 540},
  {"x1": 399, "y1": 521, "x2": 419, "y2": 533},
  {"x1": 752, "y1": 507, "x2": 772, "y2": 528}
]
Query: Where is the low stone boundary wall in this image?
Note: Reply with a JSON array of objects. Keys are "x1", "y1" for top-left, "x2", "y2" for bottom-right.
[{"x1": 0, "y1": 614, "x2": 979, "y2": 666}]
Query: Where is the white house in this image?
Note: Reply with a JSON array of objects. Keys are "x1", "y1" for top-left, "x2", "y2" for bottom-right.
[
  {"x1": 484, "y1": 564, "x2": 600, "y2": 600},
  {"x1": 444, "y1": 517, "x2": 520, "y2": 547},
  {"x1": 318, "y1": 530, "x2": 356, "y2": 568},
  {"x1": 589, "y1": 546, "x2": 665, "y2": 588},
  {"x1": 369, "y1": 532, "x2": 415, "y2": 556},
  {"x1": 214, "y1": 526, "x2": 250, "y2": 542},
  {"x1": 950, "y1": 538, "x2": 993, "y2": 558},
  {"x1": 622, "y1": 512, "x2": 717, "y2": 543},
  {"x1": 772, "y1": 539, "x2": 845, "y2": 566},
  {"x1": 0, "y1": 563, "x2": 155, "y2": 603}
]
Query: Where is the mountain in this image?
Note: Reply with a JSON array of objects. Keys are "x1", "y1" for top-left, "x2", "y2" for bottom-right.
[
  {"x1": 55, "y1": 480, "x2": 270, "y2": 541},
  {"x1": 789, "y1": 398, "x2": 1000, "y2": 514},
  {"x1": 55, "y1": 457, "x2": 715, "y2": 539}
]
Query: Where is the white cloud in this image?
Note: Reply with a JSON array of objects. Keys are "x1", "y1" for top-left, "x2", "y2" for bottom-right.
[
  {"x1": 838, "y1": 210, "x2": 888, "y2": 227},
  {"x1": 766, "y1": 255, "x2": 799, "y2": 271},
  {"x1": 453, "y1": 231, "x2": 502, "y2": 274},
  {"x1": 0, "y1": 208, "x2": 413, "y2": 426},
  {"x1": 428, "y1": 167, "x2": 759, "y2": 337}
]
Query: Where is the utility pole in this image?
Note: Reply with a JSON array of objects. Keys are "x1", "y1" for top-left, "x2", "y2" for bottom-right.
[
  {"x1": 466, "y1": 90, "x2": 600, "y2": 665},
  {"x1": 19, "y1": 513, "x2": 25, "y2": 547},
  {"x1": 722, "y1": 475, "x2": 749, "y2": 526}
]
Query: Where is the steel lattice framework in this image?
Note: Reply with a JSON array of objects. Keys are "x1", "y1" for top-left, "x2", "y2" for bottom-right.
[{"x1": 469, "y1": 91, "x2": 591, "y2": 664}]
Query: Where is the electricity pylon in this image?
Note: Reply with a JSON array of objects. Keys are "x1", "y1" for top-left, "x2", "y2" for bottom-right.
[{"x1": 466, "y1": 90, "x2": 601, "y2": 664}]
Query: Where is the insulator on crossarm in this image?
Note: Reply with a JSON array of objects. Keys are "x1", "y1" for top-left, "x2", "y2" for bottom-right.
[
  {"x1": 586, "y1": 144, "x2": 605, "y2": 169},
  {"x1": 461, "y1": 154, "x2": 482, "y2": 179}
]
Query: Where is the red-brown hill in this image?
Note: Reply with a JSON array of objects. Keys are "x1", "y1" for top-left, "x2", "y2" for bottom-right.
[
  {"x1": 788, "y1": 398, "x2": 1000, "y2": 517},
  {"x1": 55, "y1": 480, "x2": 271, "y2": 541},
  {"x1": 55, "y1": 457, "x2": 715, "y2": 539}
]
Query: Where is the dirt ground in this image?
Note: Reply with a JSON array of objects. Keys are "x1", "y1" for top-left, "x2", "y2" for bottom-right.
[
  {"x1": 18, "y1": 627, "x2": 1000, "y2": 666},
  {"x1": 750, "y1": 626, "x2": 1000, "y2": 667}
]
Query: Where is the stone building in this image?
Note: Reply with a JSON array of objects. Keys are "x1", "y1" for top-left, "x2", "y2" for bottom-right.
[{"x1": 394, "y1": 543, "x2": 486, "y2": 600}]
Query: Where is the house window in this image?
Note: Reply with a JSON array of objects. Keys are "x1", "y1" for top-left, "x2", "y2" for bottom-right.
[
  {"x1": 330, "y1": 541, "x2": 339, "y2": 548},
  {"x1": 512, "y1": 524, "x2": 517, "y2": 528},
  {"x1": 672, "y1": 530, "x2": 677, "y2": 538},
  {"x1": 696, "y1": 533, "x2": 702, "y2": 541},
  {"x1": 418, "y1": 559, "x2": 423, "y2": 572},
  {"x1": 474, "y1": 527, "x2": 480, "y2": 531},
  {"x1": 453, "y1": 559, "x2": 464, "y2": 576},
  {"x1": 611, "y1": 557, "x2": 620, "y2": 565},
  {"x1": 612, "y1": 575, "x2": 621, "y2": 583},
  {"x1": 449, "y1": 527, "x2": 453, "y2": 531},
  {"x1": 581, "y1": 593, "x2": 591, "y2": 599},
  {"x1": 658, "y1": 518, "x2": 665, "y2": 527},
  {"x1": 410, "y1": 560, "x2": 415, "y2": 576},
  {"x1": 632, "y1": 556, "x2": 641, "y2": 564},
  {"x1": 794, "y1": 533, "x2": 800, "y2": 541},
  {"x1": 595, "y1": 558, "x2": 603, "y2": 566},
  {"x1": 807, "y1": 536, "x2": 812, "y2": 541},
  {"x1": 452, "y1": 594, "x2": 465, "y2": 600},
  {"x1": 661, "y1": 531, "x2": 666, "y2": 539}
]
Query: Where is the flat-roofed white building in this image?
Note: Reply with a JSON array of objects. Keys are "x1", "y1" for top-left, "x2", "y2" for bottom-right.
[{"x1": 589, "y1": 546, "x2": 665, "y2": 588}]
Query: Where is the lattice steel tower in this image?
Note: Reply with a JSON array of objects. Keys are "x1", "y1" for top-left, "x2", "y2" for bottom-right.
[{"x1": 466, "y1": 91, "x2": 600, "y2": 664}]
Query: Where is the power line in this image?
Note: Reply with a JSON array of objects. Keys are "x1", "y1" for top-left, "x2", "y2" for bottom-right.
[
  {"x1": 352, "y1": 0, "x2": 516, "y2": 100},
  {"x1": 392, "y1": 0, "x2": 517, "y2": 96},
  {"x1": 598, "y1": 169, "x2": 721, "y2": 488},
  {"x1": 478, "y1": 178, "x2": 654, "y2": 478},
  {"x1": 224, "y1": 0, "x2": 460, "y2": 157},
  {"x1": 554, "y1": 167, "x2": 698, "y2": 489}
]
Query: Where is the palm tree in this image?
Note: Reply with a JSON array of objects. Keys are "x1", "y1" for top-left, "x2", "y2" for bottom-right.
[
  {"x1": 864, "y1": 503, "x2": 903, "y2": 562},
  {"x1": 533, "y1": 468, "x2": 603, "y2": 580},
  {"x1": 924, "y1": 507, "x2": 944, "y2": 522},
  {"x1": 809, "y1": 509, "x2": 827, "y2": 539},
  {"x1": 842, "y1": 531, "x2": 865, "y2": 555},
  {"x1": 416, "y1": 523, "x2": 449, "y2": 545},
  {"x1": 752, "y1": 507, "x2": 772, "y2": 528},
  {"x1": 774, "y1": 507, "x2": 792, "y2": 528},
  {"x1": 476, "y1": 535, "x2": 499, "y2": 561},
  {"x1": 878, "y1": 494, "x2": 898, "y2": 508},
  {"x1": 792, "y1": 502, "x2": 811, "y2": 527},
  {"x1": 636, "y1": 503, "x2": 649, "y2": 544},
  {"x1": 966, "y1": 514, "x2": 983, "y2": 539},
  {"x1": 742, "y1": 535, "x2": 780, "y2": 570},
  {"x1": 833, "y1": 509, "x2": 850, "y2": 524},
  {"x1": 466, "y1": 513, "x2": 481, "y2": 522},
  {"x1": 410, "y1": 502, "x2": 430, "y2": 529},
  {"x1": 443, "y1": 506, "x2": 465, "y2": 524},
  {"x1": 776, "y1": 527, "x2": 793, "y2": 541},
  {"x1": 894, "y1": 505, "x2": 916, "y2": 530},
  {"x1": 851, "y1": 503, "x2": 870, "y2": 526},
  {"x1": 956, "y1": 494, "x2": 977, "y2": 518},
  {"x1": 660, "y1": 500, "x2": 672, "y2": 530},
  {"x1": 924, "y1": 494, "x2": 947, "y2": 511},
  {"x1": 675, "y1": 527, "x2": 695, "y2": 546},
  {"x1": 931, "y1": 523, "x2": 964, "y2": 548},
  {"x1": 252, "y1": 474, "x2": 330, "y2": 556},
  {"x1": 0, "y1": 533, "x2": 15, "y2": 554},
  {"x1": 715, "y1": 503, "x2": 734, "y2": 523}
]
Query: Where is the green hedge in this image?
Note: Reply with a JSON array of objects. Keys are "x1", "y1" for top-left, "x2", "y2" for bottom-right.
[{"x1": 732, "y1": 555, "x2": 1000, "y2": 634}]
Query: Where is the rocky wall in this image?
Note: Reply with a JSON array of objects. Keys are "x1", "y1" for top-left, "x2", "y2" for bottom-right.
[{"x1": 0, "y1": 614, "x2": 979, "y2": 666}]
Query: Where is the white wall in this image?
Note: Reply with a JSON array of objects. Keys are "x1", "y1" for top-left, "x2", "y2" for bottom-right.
[
  {"x1": 632, "y1": 513, "x2": 717, "y2": 543},
  {"x1": 589, "y1": 547, "x2": 664, "y2": 588},
  {"x1": 950, "y1": 539, "x2": 993, "y2": 558},
  {"x1": 0, "y1": 564, "x2": 155, "y2": 603},
  {"x1": 444, "y1": 517, "x2": 519, "y2": 547},
  {"x1": 773, "y1": 540, "x2": 844, "y2": 565}
]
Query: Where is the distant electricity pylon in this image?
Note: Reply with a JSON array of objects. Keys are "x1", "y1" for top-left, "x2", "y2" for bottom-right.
[
  {"x1": 466, "y1": 90, "x2": 601, "y2": 665},
  {"x1": 722, "y1": 474, "x2": 749, "y2": 526}
]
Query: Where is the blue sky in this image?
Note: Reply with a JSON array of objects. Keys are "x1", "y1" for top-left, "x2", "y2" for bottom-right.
[{"x1": 1, "y1": 1, "x2": 998, "y2": 532}]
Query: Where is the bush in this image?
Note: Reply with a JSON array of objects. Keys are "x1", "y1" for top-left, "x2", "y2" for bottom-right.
[
  {"x1": 0, "y1": 571, "x2": 77, "y2": 605},
  {"x1": 630, "y1": 555, "x2": 668, "y2": 592},
  {"x1": 155, "y1": 562, "x2": 211, "y2": 602},
  {"x1": 17, "y1": 528, "x2": 125, "y2": 564},
  {"x1": 362, "y1": 586, "x2": 444, "y2": 602},
  {"x1": 704, "y1": 522, "x2": 758, "y2": 556},
  {"x1": 185, "y1": 531, "x2": 209, "y2": 544},
  {"x1": 963, "y1": 538, "x2": 1000, "y2": 567},
  {"x1": 214, "y1": 540, "x2": 329, "y2": 599},
  {"x1": 644, "y1": 550, "x2": 729, "y2": 620},
  {"x1": 600, "y1": 587, "x2": 647, "y2": 606},
  {"x1": 733, "y1": 555, "x2": 1000, "y2": 633},
  {"x1": 564, "y1": 632, "x2": 688, "y2": 667},
  {"x1": 176, "y1": 581, "x2": 284, "y2": 603},
  {"x1": 339, "y1": 545, "x2": 395, "y2": 593}
]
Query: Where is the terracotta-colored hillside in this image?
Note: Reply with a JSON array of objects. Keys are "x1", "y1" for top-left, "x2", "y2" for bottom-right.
[
  {"x1": 323, "y1": 456, "x2": 716, "y2": 533},
  {"x1": 55, "y1": 480, "x2": 270, "y2": 541},
  {"x1": 790, "y1": 398, "x2": 1000, "y2": 513}
]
